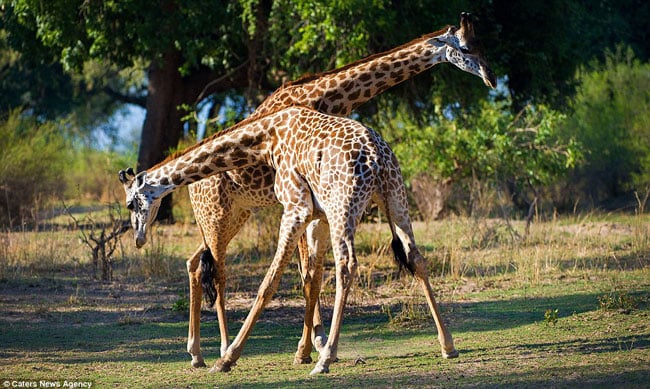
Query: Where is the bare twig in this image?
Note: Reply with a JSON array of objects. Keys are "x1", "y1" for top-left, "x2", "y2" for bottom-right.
[{"x1": 63, "y1": 201, "x2": 130, "y2": 281}]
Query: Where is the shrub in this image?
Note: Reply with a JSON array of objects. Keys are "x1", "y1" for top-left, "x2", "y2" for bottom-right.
[
  {"x1": 565, "y1": 47, "x2": 650, "y2": 205},
  {"x1": 385, "y1": 100, "x2": 578, "y2": 219},
  {"x1": 0, "y1": 111, "x2": 69, "y2": 228},
  {"x1": 64, "y1": 146, "x2": 135, "y2": 203}
]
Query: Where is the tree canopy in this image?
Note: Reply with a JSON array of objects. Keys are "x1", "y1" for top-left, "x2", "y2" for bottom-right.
[{"x1": 1, "y1": 0, "x2": 649, "y2": 220}]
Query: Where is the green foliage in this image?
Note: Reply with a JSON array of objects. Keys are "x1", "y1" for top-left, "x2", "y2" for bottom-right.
[
  {"x1": 6, "y1": 0, "x2": 239, "y2": 73},
  {"x1": 65, "y1": 145, "x2": 135, "y2": 202},
  {"x1": 543, "y1": 308, "x2": 559, "y2": 326},
  {"x1": 566, "y1": 47, "x2": 650, "y2": 202},
  {"x1": 0, "y1": 27, "x2": 106, "y2": 121},
  {"x1": 476, "y1": 0, "x2": 650, "y2": 110},
  {"x1": 171, "y1": 293, "x2": 189, "y2": 314},
  {"x1": 384, "y1": 98, "x2": 579, "y2": 213},
  {"x1": 269, "y1": 0, "x2": 394, "y2": 69},
  {"x1": 0, "y1": 111, "x2": 69, "y2": 227}
]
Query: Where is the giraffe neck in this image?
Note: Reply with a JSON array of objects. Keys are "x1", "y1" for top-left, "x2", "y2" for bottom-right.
[
  {"x1": 254, "y1": 29, "x2": 451, "y2": 118},
  {"x1": 145, "y1": 113, "x2": 279, "y2": 190}
]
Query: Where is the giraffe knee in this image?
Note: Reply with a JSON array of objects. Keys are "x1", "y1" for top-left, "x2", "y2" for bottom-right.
[
  {"x1": 347, "y1": 257, "x2": 358, "y2": 278},
  {"x1": 338, "y1": 257, "x2": 358, "y2": 288},
  {"x1": 410, "y1": 252, "x2": 430, "y2": 279}
]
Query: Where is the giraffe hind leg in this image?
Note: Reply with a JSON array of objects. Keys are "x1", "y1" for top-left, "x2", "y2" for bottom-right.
[
  {"x1": 187, "y1": 243, "x2": 207, "y2": 368},
  {"x1": 382, "y1": 192, "x2": 458, "y2": 359}
]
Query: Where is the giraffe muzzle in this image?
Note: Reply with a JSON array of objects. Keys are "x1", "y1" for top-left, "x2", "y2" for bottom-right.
[
  {"x1": 480, "y1": 63, "x2": 497, "y2": 89},
  {"x1": 135, "y1": 230, "x2": 147, "y2": 248}
]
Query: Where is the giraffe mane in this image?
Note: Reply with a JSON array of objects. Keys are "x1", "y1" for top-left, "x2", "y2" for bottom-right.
[
  {"x1": 284, "y1": 26, "x2": 452, "y2": 87},
  {"x1": 148, "y1": 105, "x2": 312, "y2": 171}
]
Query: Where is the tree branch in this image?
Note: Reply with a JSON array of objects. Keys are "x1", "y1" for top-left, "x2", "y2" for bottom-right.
[{"x1": 103, "y1": 86, "x2": 147, "y2": 108}]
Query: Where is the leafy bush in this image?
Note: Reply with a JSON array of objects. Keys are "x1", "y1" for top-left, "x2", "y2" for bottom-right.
[
  {"x1": 0, "y1": 111, "x2": 69, "y2": 227},
  {"x1": 64, "y1": 146, "x2": 135, "y2": 203},
  {"x1": 565, "y1": 47, "x2": 650, "y2": 205},
  {"x1": 383, "y1": 99, "x2": 579, "y2": 218}
]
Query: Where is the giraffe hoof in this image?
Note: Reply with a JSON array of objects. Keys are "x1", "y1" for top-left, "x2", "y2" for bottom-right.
[
  {"x1": 293, "y1": 355, "x2": 313, "y2": 365},
  {"x1": 191, "y1": 358, "x2": 207, "y2": 368},
  {"x1": 209, "y1": 358, "x2": 232, "y2": 373},
  {"x1": 309, "y1": 363, "x2": 330, "y2": 375},
  {"x1": 442, "y1": 348, "x2": 459, "y2": 359}
]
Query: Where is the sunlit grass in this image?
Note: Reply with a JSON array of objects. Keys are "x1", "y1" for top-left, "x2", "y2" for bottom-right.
[{"x1": 1, "y1": 212, "x2": 648, "y2": 386}]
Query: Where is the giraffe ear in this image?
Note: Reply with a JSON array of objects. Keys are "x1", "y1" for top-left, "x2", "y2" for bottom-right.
[
  {"x1": 119, "y1": 167, "x2": 137, "y2": 184},
  {"x1": 135, "y1": 172, "x2": 147, "y2": 190},
  {"x1": 119, "y1": 170, "x2": 127, "y2": 184},
  {"x1": 431, "y1": 26, "x2": 457, "y2": 47}
]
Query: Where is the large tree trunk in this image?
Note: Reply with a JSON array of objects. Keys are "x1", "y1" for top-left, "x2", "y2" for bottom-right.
[
  {"x1": 137, "y1": 51, "x2": 186, "y2": 223},
  {"x1": 411, "y1": 173, "x2": 452, "y2": 221},
  {"x1": 137, "y1": 1, "x2": 273, "y2": 222}
]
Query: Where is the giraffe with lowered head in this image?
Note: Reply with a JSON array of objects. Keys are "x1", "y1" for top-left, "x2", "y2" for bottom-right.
[
  {"x1": 120, "y1": 104, "x2": 473, "y2": 374},
  {"x1": 184, "y1": 12, "x2": 496, "y2": 369}
]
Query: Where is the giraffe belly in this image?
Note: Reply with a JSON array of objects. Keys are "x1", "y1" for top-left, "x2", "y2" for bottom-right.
[
  {"x1": 226, "y1": 164, "x2": 278, "y2": 208},
  {"x1": 187, "y1": 164, "x2": 278, "y2": 212}
]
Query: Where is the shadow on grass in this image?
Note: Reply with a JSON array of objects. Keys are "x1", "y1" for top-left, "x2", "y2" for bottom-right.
[
  {"x1": 0, "y1": 305, "x2": 309, "y2": 365},
  {"x1": 0, "y1": 280, "x2": 647, "y2": 366},
  {"x1": 264, "y1": 361, "x2": 650, "y2": 389},
  {"x1": 0, "y1": 294, "x2": 648, "y2": 363}
]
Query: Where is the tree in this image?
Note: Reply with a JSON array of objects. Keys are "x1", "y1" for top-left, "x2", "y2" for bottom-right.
[
  {"x1": 3, "y1": 0, "x2": 648, "y2": 219},
  {"x1": 474, "y1": 0, "x2": 650, "y2": 111},
  {"x1": 2, "y1": 0, "x2": 270, "y2": 221}
]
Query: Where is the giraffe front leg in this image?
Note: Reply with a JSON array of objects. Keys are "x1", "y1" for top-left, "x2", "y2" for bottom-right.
[
  {"x1": 213, "y1": 248, "x2": 230, "y2": 358},
  {"x1": 294, "y1": 233, "x2": 314, "y2": 365},
  {"x1": 311, "y1": 231, "x2": 358, "y2": 375},
  {"x1": 307, "y1": 220, "x2": 330, "y2": 353},
  {"x1": 186, "y1": 244, "x2": 207, "y2": 368},
  {"x1": 201, "y1": 201, "x2": 252, "y2": 359},
  {"x1": 211, "y1": 194, "x2": 313, "y2": 373},
  {"x1": 312, "y1": 299, "x2": 328, "y2": 353}
]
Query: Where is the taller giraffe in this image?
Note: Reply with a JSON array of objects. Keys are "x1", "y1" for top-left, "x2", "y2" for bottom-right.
[
  {"x1": 120, "y1": 106, "x2": 463, "y2": 375},
  {"x1": 184, "y1": 13, "x2": 495, "y2": 368}
]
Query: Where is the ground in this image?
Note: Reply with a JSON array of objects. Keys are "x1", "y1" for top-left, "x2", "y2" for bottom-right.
[{"x1": 0, "y1": 216, "x2": 649, "y2": 387}]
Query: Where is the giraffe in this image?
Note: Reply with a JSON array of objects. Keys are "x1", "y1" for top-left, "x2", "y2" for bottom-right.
[
  {"x1": 184, "y1": 12, "x2": 496, "y2": 368},
  {"x1": 119, "y1": 105, "x2": 459, "y2": 375}
]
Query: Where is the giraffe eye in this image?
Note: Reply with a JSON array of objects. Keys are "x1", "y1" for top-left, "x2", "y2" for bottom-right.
[{"x1": 126, "y1": 200, "x2": 134, "y2": 211}]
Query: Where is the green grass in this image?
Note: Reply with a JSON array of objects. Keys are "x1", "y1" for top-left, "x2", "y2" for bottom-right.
[{"x1": 0, "y1": 214, "x2": 649, "y2": 387}]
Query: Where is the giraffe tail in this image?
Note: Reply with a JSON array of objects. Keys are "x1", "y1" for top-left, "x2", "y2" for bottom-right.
[
  {"x1": 390, "y1": 236, "x2": 414, "y2": 275},
  {"x1": 381, "y1": 187, "x2": 415, "y2": 276},
  {"x1": 199, "y1": 248, "x2": 217, "y2": 307}
]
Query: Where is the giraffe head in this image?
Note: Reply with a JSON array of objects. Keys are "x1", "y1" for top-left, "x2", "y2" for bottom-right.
[
  {"x1": 118, "y1": 167, "x2": 170, "y2": 248},
  {"x1": 432, "y1": 12, "x2": 497, "y2": 89}
]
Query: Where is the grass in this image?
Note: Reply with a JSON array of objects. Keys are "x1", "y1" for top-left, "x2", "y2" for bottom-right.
[{"x1": 0, "y1": 212, "x2": 649, "y2": 387}]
